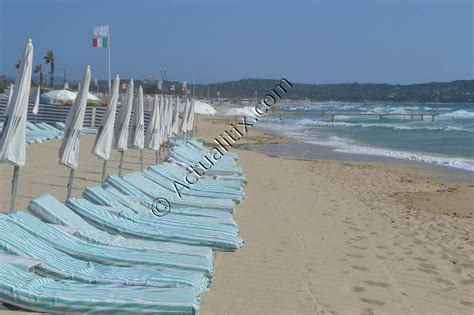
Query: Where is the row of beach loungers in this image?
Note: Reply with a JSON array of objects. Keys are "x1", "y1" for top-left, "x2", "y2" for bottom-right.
[
  {"x1": 0, "y1": 122, "x2": 97, "y2": 145},
  {"x1": 0, "y1": 137, "x2": 245, "y2": 314}
]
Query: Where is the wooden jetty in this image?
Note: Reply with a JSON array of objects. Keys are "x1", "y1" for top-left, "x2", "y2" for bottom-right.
[{"x1": 273, "y1": 111, "x2": 439, "y2": 122}]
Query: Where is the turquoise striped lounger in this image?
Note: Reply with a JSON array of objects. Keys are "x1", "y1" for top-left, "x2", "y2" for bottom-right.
[
  {"x1": 0, "y1": 259, "x2": 199, "y2": 314},
  {"x1": 28, "y1": 194, "x2": 213, "y2": 259},
  {"x1": 0, "y1": 216, "x2": 209, "y2": 294}
]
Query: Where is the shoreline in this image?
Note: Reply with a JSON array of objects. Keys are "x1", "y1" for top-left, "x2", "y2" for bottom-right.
[
  {"x1": 251, "y1": 124, "x2": 474, "y2": 184},
  {"x1": 198, "y1": 117, "x2": 474, "y2": 314}
]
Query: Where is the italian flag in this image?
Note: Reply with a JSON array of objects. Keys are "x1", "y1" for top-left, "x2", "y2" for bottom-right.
[{"x1": 92, "y1": 37, "x2": 108, "y2": 48}]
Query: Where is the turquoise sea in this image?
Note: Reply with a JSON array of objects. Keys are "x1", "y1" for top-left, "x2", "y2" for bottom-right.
[{"x1": 258, "y1": 102, "x2": 474, "y2": 171}]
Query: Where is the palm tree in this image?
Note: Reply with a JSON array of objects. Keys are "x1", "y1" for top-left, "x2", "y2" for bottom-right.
[
  {"x1": 34, "y1": 64, "x2": 43, "y2": 87},
  {"x1": 44, "y1": 50, "x2": 55, "y2": 88},
  {"x1": 14, "y1": 59, "x2": 21, "y2": 69}
]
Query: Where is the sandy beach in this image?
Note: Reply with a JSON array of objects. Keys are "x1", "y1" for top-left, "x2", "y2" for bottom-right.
[{"x1": 0, "y1": 116, "x2": 473, "y2": 314}]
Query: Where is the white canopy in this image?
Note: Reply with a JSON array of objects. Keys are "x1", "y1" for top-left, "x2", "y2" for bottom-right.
[
  {"x1": 41, "y1": 89, "x2": 76, "y2": 103},
  {"x1": 0, "y1": 39, "x2": 33, "y2": 166},
  {"x1": 114, "y1": 79, "x2": 134, "y2": 152},
  {"x1": 92, "y1": 74, "x2": 119, "y2": 160},
  {"x1": 179, "y1": 99, "x2": 216, "y2": 115},
  {"x1": 58, "y1": 65, "x2": 91, "y2": 169},
  {"x1": 145, "y1": 94, "x2": 161, "y2": 150},
  {"x1": 129, "y1": 85, "x2": 145, "y2": 149},
  {"x1": 41, "y1": 90, "x2": 100, "y2": 104},
  {"x1": 221, "y1": 106, "x2": 257, "y2": 118}
]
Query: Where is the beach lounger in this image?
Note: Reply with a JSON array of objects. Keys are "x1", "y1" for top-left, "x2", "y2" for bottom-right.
[
  {"x1": 85, "y1": 186, "x2": 238, "y2": 227},
  {"x1": 116, "y1": 174, "x2": 236, "y2": 211},
  {"x1": 28, "y1": 194, "x2": 214, "y2": 259},
  {"x1": 147, "y1": 164, "x2": 245, "y2": 197},
  {"x1": 0, "y1": 215, "x2": 209, "y2": 294},
  {"x1": 0, "y1": 259, "x2": 199, "y2": 314},
  {"x1": 66, "y1": 198, "x2": 244, "y2": 251},
  {"x1": 141, "y1": 169, "x2": 244, "y2": 202},
  {"x1": 169, "y1": 146, "x2": 242, "y2": 174},
  {"x1": 170, "y1": 138, "x2": 239, "y2": 160},
  {"x1": 162, "y1": 160, "x2": 246, "y2": 188},
  {"x1": 7, "y1": 211, "x2": 214, "y2": 275}
]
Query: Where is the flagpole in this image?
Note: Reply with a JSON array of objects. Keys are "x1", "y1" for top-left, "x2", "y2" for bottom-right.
[{"x1": 107, "y1": 24, "x2": 111, "y2": 93}]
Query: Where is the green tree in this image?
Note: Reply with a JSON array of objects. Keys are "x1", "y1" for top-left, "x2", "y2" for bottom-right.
[
  {"x1": 44, "y1": 50, "x2": 55, "y2": 87},
  {"x1": 34, "y1": 64, "x2": 43, "y2": 87}
]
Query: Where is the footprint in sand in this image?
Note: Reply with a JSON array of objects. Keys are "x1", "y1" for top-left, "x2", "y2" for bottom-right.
[
  {"x1": 346, "y1": 253, "x2": 365, "y2": 259},
  {"x1": 434, "y1": 277, "x2": 455, "y2": 286},
  {"x1": 417, "y1": 268, "x2": 439, "y2": 275},
  {"x1": 459, "y1": 300, "x2": 473, "y2": 307},
  {"x1": 363, "y1": 280, "x2": 390, "y2": 288},
  {"x1": 418, "y1": 263, "x2": 437, "y2": 270},
  {"x1": 459, "y1": 279, "x2": 474, "y2": 286},
  {"x1": 352, "y1": 265, "x2": 370, "y2": 272},
  {"x1": 353, "y1": 286, "x2": 365, "y2": 292},
  {"x1": 359, "y1": 297, "x2": 386, "y2": 306},
  {"x1": 352, "y1": 245, "x2": 368, "y2": 250}
]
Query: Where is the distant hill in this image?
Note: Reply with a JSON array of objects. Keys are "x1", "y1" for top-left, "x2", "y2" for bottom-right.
[
  {"x1": 2, "y1": 75, "x2": 473, "y2": 103},
  {"x1": 187, "y1": 79, "x2": 474, "y2": 103}
]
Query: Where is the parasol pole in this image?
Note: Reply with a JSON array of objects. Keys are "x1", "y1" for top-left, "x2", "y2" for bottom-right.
[
  {"x1": 107, "y1": 25, "x2": 111, "y2": 93},
  {"x1": 118, "y1": 151, "x2": 124, "y2": 176},
  {"x1": 9, "y1": 166, "x2": 20, "y2": 212},
  {"x1": 101, "y1": 159, "x2": 108, "y2": 181},
  {"x1": 66, "y1": 168, "x2": 75, "y2": 199},
  {"x1": 140, "y1": 149, "x2": 144, "y2": 170}
]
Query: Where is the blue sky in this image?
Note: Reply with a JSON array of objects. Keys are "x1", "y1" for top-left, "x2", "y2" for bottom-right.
[{"x1": 0, "y1": 0, "x2": 472, "y2": 84}]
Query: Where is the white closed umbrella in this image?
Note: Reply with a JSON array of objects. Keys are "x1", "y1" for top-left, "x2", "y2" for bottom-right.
[
  {"x1": 172, "y1": 95, "x2": 180, "y2": 135},
  {"x1": 145, "y1": 95, "x2": 161, "y2": 162},
  {"x1": 0, "y1": 38, "x2": 33, "y2": 212},
  {"x1": 160, "y1": 95, "x2": 168, "y2": 144},
  {"x1": 187, "y1": 98, "x2": 196, "y2": 134},
  {"x1": 59, "y1": 65, "x2": 91, "y2": 199},
  {"x1": 6, "y1": 84, "x2": 14, "y2": 107},
  {"x1": 92, "y1": 74, "x2": 120, "y2": 180},
  {"x1": 114, "y1": 79, "x2": 134, "y2": 175},
  {"x1": 32, "y1": 86, "x2": 40, "y2": 115},
  {"x1": 180, "y1": 97, "x2": 190, "y2": 134},
  {"x1": 129, "y1": 85, "x2": 145, "y2": 169},
  {"x1": 166, "y1": 96, "x2": 173, "y2": 139}
]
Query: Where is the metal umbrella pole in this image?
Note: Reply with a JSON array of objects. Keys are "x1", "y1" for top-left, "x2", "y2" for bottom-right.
[
  {"x1": 101, "y1": 159, "x2": 108, "y2": 181},
  {"x1": 140, "y1": 149, "x2": 144, "y2": 170},
  {"x1": 118, "y1": 151, "x2": 124, "y2": 176},
  {"x1": 9, "y1": 166, "x2": 20, "y2": 212},
  {"x1": 66, "y1": 168, "x2": 75, "y2": 200}
]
